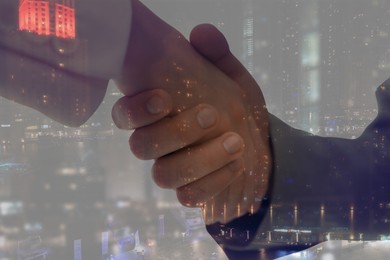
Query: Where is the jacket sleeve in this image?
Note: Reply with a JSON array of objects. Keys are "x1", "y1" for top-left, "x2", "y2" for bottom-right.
[
  {"x1": 0, "y1": 0, "x2": 132, "y2": 126},
  {"x1": 0, "y1": 0, "x2": 131, "y2": 79},
  {"x1": 206, "y1": 77, "x2": 390, "y2": 254},
  {"x1": 269, "y1": 77, "x2": 390, "y2": 232},
  {"x1": 205, "y1": 114, "x2": 365, "y2": 253}
]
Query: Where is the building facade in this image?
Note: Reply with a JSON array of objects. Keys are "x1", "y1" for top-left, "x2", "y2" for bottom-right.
[{"x1": 19, "y1": 0, "x2": 76, "y2": 39}]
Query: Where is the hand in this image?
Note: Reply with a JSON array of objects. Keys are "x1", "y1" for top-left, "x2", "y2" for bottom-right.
[{"x1": 113, "y1": 1, "x2": 271, "y2": 224}]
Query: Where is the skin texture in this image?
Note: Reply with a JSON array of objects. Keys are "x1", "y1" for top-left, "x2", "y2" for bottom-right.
[{"x1": 113, "y1": 0, "x2": 272, "y2": 224}]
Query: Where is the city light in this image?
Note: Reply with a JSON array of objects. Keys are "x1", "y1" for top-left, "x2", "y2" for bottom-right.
[{"x1": 0, "y1": 0, "x2": 389, "y2": 258}]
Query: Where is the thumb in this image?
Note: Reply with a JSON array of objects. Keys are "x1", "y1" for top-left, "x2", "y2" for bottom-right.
[
  {"x1": 189, "y1": 24, "x2": 267, "y2": 109},
  {"x1": 189, "y1": 24, "x2": 268, "y2": 125}
]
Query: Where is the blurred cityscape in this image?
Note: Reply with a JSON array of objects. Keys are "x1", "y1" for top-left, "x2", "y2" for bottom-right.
[{"x1": 0, "y1": 0, "x2": 389, "y2": 259}]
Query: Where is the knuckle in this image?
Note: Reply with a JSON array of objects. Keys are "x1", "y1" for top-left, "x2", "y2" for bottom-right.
[
  {"x1": 176, "y1": 186, "x2": 204, "y2": 207},
  {"x1": 129, "y1": 131, "x2": 148, "y2": 159},
  {"x1": 175, "y1": 164, "x2": 194, "y2": 186},
  {"x1": 129, "y1": 129, "x2": 160, "y2": 160},
  {"x1": 174, "y1": 120, "x2": 191, "y2": 144},
  {"x1": 112, "y1": 99, "x2": 138, "y2": 130},
  {"x1": 152, "y1": 160, "x2": 175, "y2": 189},
  {"x1": 126, "y1": 109, "x2": 140, "y2": 129},
  {"x1": 227, "y1": 158, "x2": 244, "y2": 174},
  {"x1": 152, "y1": 161, "x2": 169, "y2": 188},
  {"x1": 227, "y1": 99, "x2": 246, "y2": 124},
  {"x1": 111, "y1": 104, "x2": 127, "y2": 129}
]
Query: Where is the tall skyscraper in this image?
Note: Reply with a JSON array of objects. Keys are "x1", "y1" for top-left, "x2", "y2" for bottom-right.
[
  {"x1": 158, "y1": 214, "x2": 165, "y2": 239},
  {"x1": 241, "y1": 0, "x2": 254, "y2": 75},
  {"x1": 299, "y1": 0, "x2": 321, "y2": 133},
  {"x1": 19, "y1": 0, "x2": 76, "y2": 39}
]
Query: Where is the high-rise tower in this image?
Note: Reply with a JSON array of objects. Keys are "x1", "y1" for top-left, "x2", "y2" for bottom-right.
[
  {"x1": 19, "y1": 0, "x2": 76, "y2": 39},
  {"x1": 241, "y1": 0, "x2": 254, "y2": 75}
]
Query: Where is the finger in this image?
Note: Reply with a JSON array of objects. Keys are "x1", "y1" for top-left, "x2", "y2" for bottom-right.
[
  {"x1": 175, "y1": 158, "x2": 244, "y2": 207},
  {"x1": 152, "y1": 132, "x2": 244, "y2": 189},
  {"x1": 111, "y1": 89, "x2": 172, "y2": 130},
  {"x1": 129, "y1": 104, "x2": 220, "y2": 160}
]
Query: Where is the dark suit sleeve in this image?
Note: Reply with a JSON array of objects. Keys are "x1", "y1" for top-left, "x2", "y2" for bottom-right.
[
  {"x1": 0, "y1": 0, "x2": 131, "y2": 126},
  {"x1": 0, "y1": 0, "x2": 131, "y2": 79},
  {"x1": 270, "y1": 77, "x2": 390, "y2": 226},
  {"x1": 205, "y1": 114, "x2": 365, "y2": 253},
  {"x1": 206, "y1": 77, "x2": 390, "y2": 253}
]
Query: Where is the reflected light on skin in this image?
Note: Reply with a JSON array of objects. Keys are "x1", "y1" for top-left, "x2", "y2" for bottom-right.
[
  {"x1": 127, "y1": 108, "x2": 132, "y2": 129},
  {"x1": 172, "y1": 62, "x2": 183, "y2": 72},
  {"x1": 224, "y1": 203, "x2": 227, "y2": 223},
  {"x1": 211, "y1": 203, "x2": 214, "y2": 222},
  {"x1": 177, "y1": 119, "x2": 191, "y2": 133}
]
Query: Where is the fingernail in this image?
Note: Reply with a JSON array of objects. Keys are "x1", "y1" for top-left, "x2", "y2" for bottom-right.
[
  {"x1": 146, "y1": 95, "x2": 165, "y2": 114},
  {"x1": 223, "y1": 135, "x2": 242, "y2": 154},
  {"x1": 197, "y1": 107, "x2": 217, "y2": 129}
]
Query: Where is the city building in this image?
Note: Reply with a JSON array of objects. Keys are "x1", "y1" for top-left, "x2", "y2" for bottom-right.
[{"x1": 19, "y1": 0, "x2": 76, "y2": 39}]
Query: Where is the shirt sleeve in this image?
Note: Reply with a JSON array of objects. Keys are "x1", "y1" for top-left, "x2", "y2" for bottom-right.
[
  {"x1": 0, "y1": 0, "x2": 131, "y2": 126},
  {"x1": 75, "y1": 0, "x2": 132, "y2": 79}
]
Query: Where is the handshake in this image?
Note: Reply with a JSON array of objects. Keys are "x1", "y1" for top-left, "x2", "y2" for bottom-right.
[
  {"x1": 3, "y1": 0, "x2": 272, "y2": 225},
  {"x1": 110, "y1": 1, "x2": 272, "y2": 225}
]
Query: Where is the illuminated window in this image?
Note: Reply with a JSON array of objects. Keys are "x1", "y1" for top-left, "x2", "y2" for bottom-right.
[{"x1": 19, "y1": 0, "x2": 76, "y2": 39}]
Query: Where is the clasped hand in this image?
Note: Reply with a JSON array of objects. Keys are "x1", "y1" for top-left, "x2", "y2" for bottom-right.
[{"x1": 113, "y1": 0, "x2": 272, "y2": 224}]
